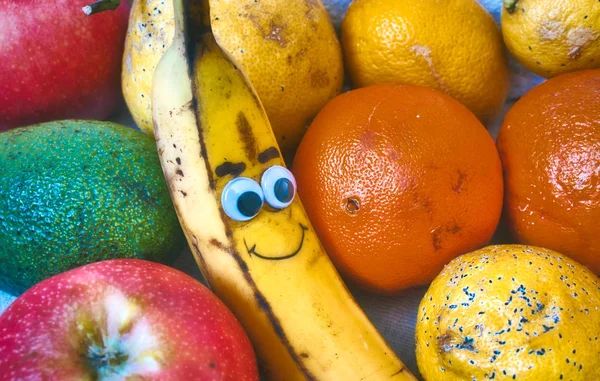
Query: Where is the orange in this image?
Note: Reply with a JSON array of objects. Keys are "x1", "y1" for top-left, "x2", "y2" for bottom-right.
[
  {"x1": 292, "y1": 83, "x2": 504, "y2": 293},
  {"x1": 497, "y1": 69, "x2": 600, "y2": 274},
  {"x1": 341, "y1": 0, "x2": 509, "y2": 125}
]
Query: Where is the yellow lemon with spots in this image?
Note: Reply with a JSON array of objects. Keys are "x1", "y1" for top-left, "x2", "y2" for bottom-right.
[
  {"x1": 502, "y1": 0, "x2": 600, "y2": 78},
  {"x1": 122, "y1": 0, "x2": 343, "y2": 162},
  {"x1": 416, "y1": 245, "x2": 600, "y2": 381},
  {"x1": 341, "y1": 0, "x2": 509, "y2": 125}
]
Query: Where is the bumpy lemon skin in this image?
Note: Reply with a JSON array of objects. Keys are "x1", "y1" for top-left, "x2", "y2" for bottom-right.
[
  {"x1": 502, "y1": 0, "x2": 600, "y2": 78},
  {"x1": 123, "y1": 0, "x2": 343, "y2": 162},
  {"x1": 341, "y1": 0, "x2": 509, "y2": 125},
  {"x1": 416, "y1": 245, "x2": 600, "y2": 381}
]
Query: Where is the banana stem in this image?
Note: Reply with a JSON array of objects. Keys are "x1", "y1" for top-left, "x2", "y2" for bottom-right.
[{"x1": 82, "y1": 0, "x2": 120, "y2": 15}]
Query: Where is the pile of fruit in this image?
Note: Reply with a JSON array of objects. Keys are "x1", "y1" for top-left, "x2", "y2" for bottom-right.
[{"x1": 0, "y1": 0, "x2": 599, "y2": 379}]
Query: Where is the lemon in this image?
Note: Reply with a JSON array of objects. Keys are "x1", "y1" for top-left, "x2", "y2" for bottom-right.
[
  {"x1": 341, "y1": 0, "x2": 509, "y2": 125},
  {"x1": 416, "y1": 245, "x2": 600, "y2": 381},
  {"x1": 502, "y1": 0, "x2": 600, "y2": 78}
]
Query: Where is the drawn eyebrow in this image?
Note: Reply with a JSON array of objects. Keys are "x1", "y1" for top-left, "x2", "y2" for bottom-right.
[
  {"x1": 215, "y1": 161, "x2": 246, "y2": 178},
  {"x1": 257, "y1": 146, "x2": 280, "y2": 164}
]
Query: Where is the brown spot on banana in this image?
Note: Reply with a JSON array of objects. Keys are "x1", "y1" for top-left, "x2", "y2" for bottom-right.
[
  {"x1": 189, "y1": 236, "x2": 212, "y2": 289},
  {"x1": 236, "y1": 112, "x2": 258, "y2": 161},
  {"x1": 175, "y1": 100, "x2": 193, "y2": 115},
  {"x1": 209, "y1": 238, "x2": 228, "y2": 252},
  {"x1": 391, "y1": 367, "x2": 408, "y2": 377},
  {"x1": 250, "y1": 289, "x2": 317, "y2": 380},
  {"x1": 306, "y1": 249, "x2": 324, "y2": 269}
]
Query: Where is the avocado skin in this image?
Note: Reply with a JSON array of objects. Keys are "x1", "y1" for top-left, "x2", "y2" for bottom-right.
[{"x1": 0, "y1": 120, "x2": 185, "y2": 294}]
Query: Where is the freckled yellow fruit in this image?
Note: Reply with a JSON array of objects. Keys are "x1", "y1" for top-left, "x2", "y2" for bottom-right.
[
  {"x1": 122, "y1": 0, "x2": 343, "y2": 162},
  {"x1": 416, "y1": 245, "x2": 600, "y2": 381},
  {"x1": 502, "y1": 0, "x2": 600, "y2": 78},
  {"x1": 122, "y1": 0, "x2": 173, "y2": 132},
  {"x1": 341, "y1": 0, "x2": 509, "y2": 125}
]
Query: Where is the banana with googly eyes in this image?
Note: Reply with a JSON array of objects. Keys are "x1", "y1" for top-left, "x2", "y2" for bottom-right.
[{"x1": 151, "y1": 0, "x2": 416, "y2": 379}]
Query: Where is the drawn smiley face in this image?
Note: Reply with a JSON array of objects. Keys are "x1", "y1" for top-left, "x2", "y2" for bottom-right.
[{"x1": 214, "y1": 147, "x2": 308, "y2": 261}]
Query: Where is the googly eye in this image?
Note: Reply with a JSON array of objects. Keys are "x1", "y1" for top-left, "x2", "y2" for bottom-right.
[
  {"x1": 261, "y1": 165, "x2": 297, "y2": 209},
  {"x1": 221, "y1": 177, "x2": 264, "y2": 221}
]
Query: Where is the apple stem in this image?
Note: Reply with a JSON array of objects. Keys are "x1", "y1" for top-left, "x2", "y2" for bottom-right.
[{"x1": 82, "y1": 0, "x2": 121, "y2": 16}]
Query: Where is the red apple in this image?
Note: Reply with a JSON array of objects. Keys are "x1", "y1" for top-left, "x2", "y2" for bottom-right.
[
  {"x1": 0, "y1": 259, "x2": 259, "y2": 380},
  {"x1": 0, "y1": 0, "x2": 130, "y2": 130}
]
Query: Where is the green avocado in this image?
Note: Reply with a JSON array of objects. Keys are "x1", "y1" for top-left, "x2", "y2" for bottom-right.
[{"x1": 0, "y1": 120, "x2": 185, "y2": 294}]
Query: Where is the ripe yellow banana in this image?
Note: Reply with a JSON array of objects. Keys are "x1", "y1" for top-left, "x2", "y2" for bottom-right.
[{"x1": 151, "y1": 0, "x2": 416, "y2": 379}]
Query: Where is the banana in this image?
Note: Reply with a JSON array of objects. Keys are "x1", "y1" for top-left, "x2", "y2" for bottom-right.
[{"x1": 151, "y1": 0, "x2": 417, "y2": 379}]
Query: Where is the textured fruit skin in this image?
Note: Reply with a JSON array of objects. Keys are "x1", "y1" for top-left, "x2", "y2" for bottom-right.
[
  {"x1": 122, "y1": 0, "x2": 174, "y2": 133},
  {"x1": 0, "y1": 259, "x2": 259, "y2": 380},
  {"x1": 502, "y1": 0, "x2": 600, "y2": 78},
  {"x1": 0, "y1": 0, "x2": 130, "y2": 130},
  {"x1": 416, "y1": 245, "x2": 600, "y2": 381},
  {"x1": 292, "y1": 84, "x2": 504, "y2": 293},
  {"x1": 341, "y1": 0, "x2": 509, "y2": 125},
  {"x1": 151, "y1": 9, "x2": 416, "y2": 377},
  {"x1": 497, "y1": 70, "x2": 600, "y2": 274},
  {"x1": 0, "y1": 121, "x2": 184, "y2": 294},
  {"x1": 123, "y1": 0, "x2": 343, "y2": 162}
]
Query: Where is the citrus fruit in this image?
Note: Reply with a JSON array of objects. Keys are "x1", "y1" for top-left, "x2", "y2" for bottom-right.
[
  {"x1": 292, "y1": 83, "x2": 503, "y2": 293},
  {"x1": 497, "y1": 69, "x2": 600, "y2": 274},
  {"x1": 416, "y1": 245, "x2": 600, "y2": 381},
  {"x1": 340, "y1": 0, "x2": 509, "y2": 125},
  {"x1": 502, "y1": 0, "x2": 600, "y2": 78},
  {"x1": 122, "y1": 0, "x2": 343, "y2": 162}
]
